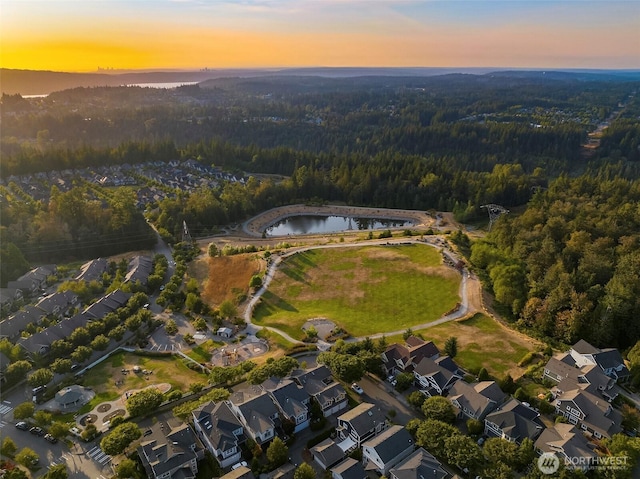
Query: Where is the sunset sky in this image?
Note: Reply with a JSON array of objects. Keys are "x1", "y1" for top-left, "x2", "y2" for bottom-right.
[{"x1": 1, "y1": 0, "x2": 639, "y2": 72}]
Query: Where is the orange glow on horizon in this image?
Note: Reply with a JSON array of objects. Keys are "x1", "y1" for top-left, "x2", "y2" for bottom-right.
[{"x1": 1, "y1": 1, "x2": 638, "y2": 72}]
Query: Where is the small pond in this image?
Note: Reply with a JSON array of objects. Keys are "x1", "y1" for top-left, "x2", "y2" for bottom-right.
[{"x1": 265, "y1": 215, "x2": 413, "y2": 236}]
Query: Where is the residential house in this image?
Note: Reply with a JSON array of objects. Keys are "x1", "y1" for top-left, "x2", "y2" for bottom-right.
[
  {"x1": 192, "y1": 401, "x2": 244, "y2": 469},
  {"x1": 535, "y1": 423, "x2": 597, "y2": 472},
  {"x1": 381, "y1": 336, "x2": 439, "y2": 376},
  {"x1": 361, "y1": 425, "x2": 415, "y2": 476},
  {"x1": 388, "y1": 447, "x2": 449, "y2": 479},
  {"x1": 0, "y1": 306, "x2": 45, "y2": 340},
  {"x1": 35, "y1": 291, "x2": 79, "y2": 318},
  {"x1": 544, "y1": 353, "x2": 617, "y2": 401},
  {"x1": 336, "y1": 402, "x2": 388, "y2": 451},
  {"x1": 17, "y1": 313, "x2": 90, "y2": 356},
  {"x1": 543, "y1": 353, "x2": 580, "y2": 383},
  {"x1": 75, "y1": 258, "x2": 108, "y2": 282},
  {"x1": 137, "y1": 419, "x2": 204, "y2": 479},
  {"x1": 262, "y1": 378, "x2": 310, "y2": 433},
  {"x1": 484, "y1": 398, "x2": 544, "y2": 443},
  {"x1": 83, "y1": 289, "x2": 131, "y2": 319},
  {"x1": 8, "y1": 265, "x2": 56, "y2": 294},
  {"x1": 569, "y1": 339, "x2": 630, "y2": 383},
  {"x1": 553, "y1": 388, "x2": 622, "y2": 439},
  {"x1": 413, "y1": 356, "x2": 462, "y2": 396},
  {"x1": 330, "y1": 457, "x2": 367, "y2": 479},
  {"x1": 311, "y1": 439, "x2": 345, "y2": 470},
  {"x1": 0, "y1": 288, "x2": 23, "y2": 313},
  {"x1": 230, "y1": 386, "x2": 279, "y2": 445},
  {"x1": 125, "y1": 255, "x2": 153, "y2": 285},
  {"x1": 447, "y1": 380, "x2": 506, "y2": 421},
  {"x1": 6, "y1": 280, "x2": 37, "y2": 297},
  {"x1": 291, "y1": 365, "x2": 348, "y2": 417}
]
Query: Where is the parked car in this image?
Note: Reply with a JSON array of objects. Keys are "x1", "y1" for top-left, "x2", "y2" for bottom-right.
[
  {"x1": 29, "y1": 426, "x2": 45, "y2": 436},
  {"x1": 15, "y1": 421, "x2": 29, "y2": 431},
  {"x1": 44, "y1": 433, "x2": 58, "y2": 444},
  {"x1": 231, "y1": 461, "x2": 248, "y2": 470},
  {"x1": 351, "y1": 383, "x2": 364, "y2": 395}
]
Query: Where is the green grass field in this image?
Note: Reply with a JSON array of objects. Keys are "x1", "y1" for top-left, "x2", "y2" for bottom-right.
[{"x1": 253, "y1": 244, "x2": 460, "y2": 339}]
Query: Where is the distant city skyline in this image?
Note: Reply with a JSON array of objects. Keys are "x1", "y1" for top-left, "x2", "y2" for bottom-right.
[{"x1": 1, "y1": 0, "x2": 639, "y2": 72}]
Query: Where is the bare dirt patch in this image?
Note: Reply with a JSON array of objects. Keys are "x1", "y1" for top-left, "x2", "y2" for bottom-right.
[{"x1": 196, "y1": 254, "x2": 263, "y2": 306}]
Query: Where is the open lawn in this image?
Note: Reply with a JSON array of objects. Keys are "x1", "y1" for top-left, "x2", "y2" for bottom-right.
[
  {"x1": 253, "y1": 244, "x2": 460, "y2": 339},
  {"x1": 419, "y1": 313, "x2": 541, "y2": 379},
  {"x1": 80, "y1": 351, "x2": 208, "y2": 396}
]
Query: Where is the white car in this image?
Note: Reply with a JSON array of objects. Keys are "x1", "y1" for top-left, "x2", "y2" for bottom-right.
[
  {"x1": 351, "y1": 383, "x2": 364, "y2": 395},
  {"x1": 231, "y1": 461, "x2": 248, "y2": 470}
]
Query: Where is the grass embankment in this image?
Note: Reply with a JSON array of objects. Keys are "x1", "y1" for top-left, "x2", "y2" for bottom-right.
[
  {"x1": 421, "y1": 313, "x2": 539, "y2": 379},
  {"x1": 253, "y1": 244, "x2": 460, "y2": 339}
]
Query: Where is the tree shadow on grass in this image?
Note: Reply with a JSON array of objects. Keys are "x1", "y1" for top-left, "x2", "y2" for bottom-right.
[
  {"x1": 268, "y1": 292, "x2": 298, "y2": 312},
  {"x1": 281, "y1": 266, "x2": 310, "y2": 284},
  {"x1": 295, "y1": 251, "x2": 317, "y2": 268}
]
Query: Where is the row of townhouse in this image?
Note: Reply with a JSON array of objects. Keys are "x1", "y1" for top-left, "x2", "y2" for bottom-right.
[
  {"x1": 138, "y1": 400, "x2": 451, "y2": 479},
  {"x1": 1, "y1": 255, "x2": 151, "y2": 358},
  {"x1": 16, "y1": 289, "x2": 132, "y2": 357},
  {"x1": 312, "y1": 415, "x2": 450, "y2": 479},
  {"x1": 136, "y1": 336, "x2": 630, "y2": 479},
  {"x1": 543, "y1": 339, "x2": 629, "y2": 440},
  {"x1": 1, "y1": 159, "x2": 241, "y2": 209},
  {"x1": 1, "y1": 265, "x2": 58, "y2": 313},
  {"x1": 383, "y1": 335, "x2": 630, "y2": 473},
  {"x1": 0, "y1": 291, "x2": 79, "y2": 341},
  {"x1": 190, "y1": 365, "x2": 347, "y2": 470},
  {"x1": 134, "y1": 366, "x2": 346, "y2": 479}
]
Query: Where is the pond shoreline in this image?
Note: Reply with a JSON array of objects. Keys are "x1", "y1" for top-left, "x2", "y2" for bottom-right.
[{"x1": 243, "y1": 204, "x2": 434, "y2": 237}]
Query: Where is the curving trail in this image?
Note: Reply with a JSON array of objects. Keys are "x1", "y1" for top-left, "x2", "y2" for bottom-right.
[{"x1": 242, "y1": 237, "x2": 483, "y2": 345}]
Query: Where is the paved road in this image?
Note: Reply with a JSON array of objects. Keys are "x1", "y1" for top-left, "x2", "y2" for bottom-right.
[
  {"x1": 1, "y1": 420, "x2": 110, "y2": 479},
  {"x1": 242, "y1": 238, "x2": 482, "y2": 344}
]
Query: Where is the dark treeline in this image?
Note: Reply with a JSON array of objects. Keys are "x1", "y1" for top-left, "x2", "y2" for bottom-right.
[
  {"x1": 0, "y1": 183, "x2": 155, "y2": 284},
  {"x1": 470, "y1": 169, "x2": 640, "y2": 349}
]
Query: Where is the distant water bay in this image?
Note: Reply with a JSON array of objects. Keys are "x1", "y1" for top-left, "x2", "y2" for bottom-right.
[
  {"x1": 125, "y1": 82, "x2": 199, "y2": 89},
  {"x1": 265, "y1": 215, "x2": 413, "y2": 236}
]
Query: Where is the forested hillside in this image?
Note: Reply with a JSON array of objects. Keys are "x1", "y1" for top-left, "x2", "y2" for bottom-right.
[{"x1": 2, "y1": 72, "x2": 640, "y2": 345}]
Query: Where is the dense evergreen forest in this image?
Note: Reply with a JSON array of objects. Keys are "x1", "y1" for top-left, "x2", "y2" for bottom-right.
[{"x1": 2, "y1": 71, "x2": 640, "y2": 347}]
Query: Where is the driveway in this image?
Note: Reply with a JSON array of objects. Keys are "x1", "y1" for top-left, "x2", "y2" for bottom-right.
[{"x1": 357, "y1": 375, "x2": 416, "y2": 425}]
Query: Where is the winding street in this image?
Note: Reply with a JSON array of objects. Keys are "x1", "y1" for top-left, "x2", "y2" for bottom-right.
[{"x1": 241, "y1": 237, "x2": 483, "y2": 345}]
